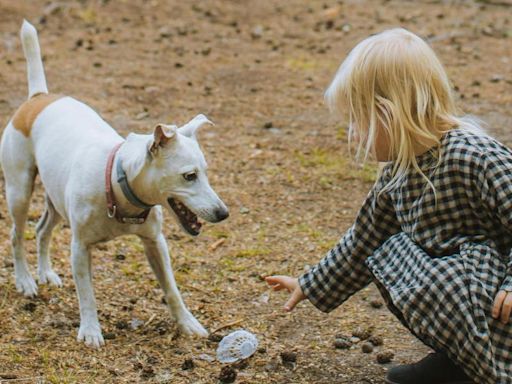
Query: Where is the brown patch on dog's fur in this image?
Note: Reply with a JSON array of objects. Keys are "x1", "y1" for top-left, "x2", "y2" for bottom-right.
[{"x1": 12, "y1": 93, "x2": 63, "y2": 137}]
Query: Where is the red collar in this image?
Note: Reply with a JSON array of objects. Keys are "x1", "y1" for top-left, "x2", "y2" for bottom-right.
[{"x1": 105, "y1": 143, "x2": 151, "y2": 224}]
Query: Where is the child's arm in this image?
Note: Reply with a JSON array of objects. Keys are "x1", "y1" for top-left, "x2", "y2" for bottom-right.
[{"x1": 269, "y1": 173, "x2": 401, "y2": 313}]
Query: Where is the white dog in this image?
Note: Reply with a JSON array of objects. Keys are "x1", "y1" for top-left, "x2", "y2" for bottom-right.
[{"x1": 0, "y1": 21, "x2": 229, "y2": 348}]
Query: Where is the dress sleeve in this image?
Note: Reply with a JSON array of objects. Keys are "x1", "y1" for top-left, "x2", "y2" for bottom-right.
[
  {"x1": 298, "y1": 171, "x2": 401, "y2": 313},
  {"x1": 473, "y1": 144, "x2": 512, "y2": 292}
]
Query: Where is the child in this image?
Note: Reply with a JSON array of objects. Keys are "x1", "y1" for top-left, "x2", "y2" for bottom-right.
[{"x1": 266, "y1": 28, "x2": 512, "y2": 384}]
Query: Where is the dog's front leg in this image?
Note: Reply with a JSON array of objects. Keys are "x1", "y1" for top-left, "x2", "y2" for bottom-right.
[
  {"x1": 141, "y1": 233, "x2": 208, "y2": 337},
  {"x1": 71, "y1": 238, "x2": 104, "y2": 348}
]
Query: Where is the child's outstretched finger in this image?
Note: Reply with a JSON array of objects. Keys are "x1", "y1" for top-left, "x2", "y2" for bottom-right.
[
  {"x1": 265, "y1": 276, "x2": 291, "y2": 292},
  {"x1": 284, "y1": 288, "x2": 304, "y2": 312}
]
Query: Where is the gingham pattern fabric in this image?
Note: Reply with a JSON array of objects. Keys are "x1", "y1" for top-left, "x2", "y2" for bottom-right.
[{"x1": 299, "y1": 129, "x2": 512, "y2": 384}]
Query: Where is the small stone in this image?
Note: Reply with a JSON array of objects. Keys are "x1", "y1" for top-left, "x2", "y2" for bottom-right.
[
  {"x1": 239, "y1": 207, "x2": 250, "y2": 214},
  {"x1": 181, "y1": 358, "x2": 195, "y2": 370},
  {"x1": 490, "y1": 74, "x2": 503, "y2": 83},
  {"x1": 280, "y1": 351, "x2": 297, "y2": 363},
  {"x1": 251, "y1": 25, "x2": 264, "y2": 39},
  {"x1": 130, "y1": 318, "x2": 144, "y2": 330},
  {"x1": 257, "y1": 346, "x2": 267, "y2": 354},
  {"x1": 376, "y1": 351, "x2": 395, "y2": 364},
  {"x1": 93, "y1": 62, "x2": 102, "y2": 68},
  {"x1": 135, "y1": 111, "x2": 150, "y2": 120},
  {"x1": 159, "y1": 26, "x2": 172, "y2": 38},
  {"x1": 218, "y1": 366, "x2": 237, "y2": 383},
  {"x1": 115, "y1": 254, "x2": 126, "y2": 261},
  {"x1": 370, "y1": 300, "x2": 383, "y2": 309},
  {"x1": 263, "y1": 121, "x2": 273, "y2": 129},
  {"x1": 175, "y1": 62, "x2": 184, "y2": 68},
  {"x1": 361, "y1": 342, "x2": 374, "y2": 353},
  {"x1": 368, "y1": 335, "x2": 384, "y2": 346}
]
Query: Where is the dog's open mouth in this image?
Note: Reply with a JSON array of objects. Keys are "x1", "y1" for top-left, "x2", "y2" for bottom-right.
[{"x1": 167, "y1": 198, "x2": 202, "y2": 236}]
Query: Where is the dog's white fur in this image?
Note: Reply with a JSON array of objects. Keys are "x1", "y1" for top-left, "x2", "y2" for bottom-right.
[{"x1": 1, "y1": 20, "x2": 228, "y2": 348}]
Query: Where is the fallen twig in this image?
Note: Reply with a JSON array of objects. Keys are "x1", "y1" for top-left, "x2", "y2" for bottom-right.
[{"x1": 211, "y1": 319, "x2": 244, "y2": 334}]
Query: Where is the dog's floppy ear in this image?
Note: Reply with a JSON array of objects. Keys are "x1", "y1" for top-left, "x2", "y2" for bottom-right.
[
  {"x1": 150, "y1": 124, "x2": 177, "y2": 153},
  {"x1": 179, "y1": 114, "x2": 213, "y2": 139}
]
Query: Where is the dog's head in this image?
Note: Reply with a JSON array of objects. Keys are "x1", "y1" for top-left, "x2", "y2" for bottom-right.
[{"x1": 120, "y1": 114, "x2": 229, "y2": 236}]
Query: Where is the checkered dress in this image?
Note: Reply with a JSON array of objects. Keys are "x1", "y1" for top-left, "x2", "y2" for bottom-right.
[{"x1": 299, "y1": 128, "x2": 512, "y2": 384}]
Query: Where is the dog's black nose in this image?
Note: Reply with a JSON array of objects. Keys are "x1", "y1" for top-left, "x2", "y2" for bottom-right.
[{"x1": 214, "y1": 208, "x2": 229, "y2": 222}]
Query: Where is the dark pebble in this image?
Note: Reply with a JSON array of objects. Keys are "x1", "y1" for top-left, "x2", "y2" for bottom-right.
[
  {"x1": 263, "y1": 122, "x2": 273, "y2": 129},
  {"x1": 368, "y1": 335, "x2": 383, "y2": 346},
  {"x1": 141, "y1": 366, "x2": 155, "y2": 379},
  {"x1": 370, "y1": 300, "x2": 383, "y2": 309},
  {"x1": 257, "y1": 346, "x2": 267, "y2": 354},
  {"x1": 218, "y1": 366, "x2": 237, "y2": 383},
  {"x1": 23, "y1": 302, "x2": 36, "y2": 312},
  {"x1": 182, "y1": 358, "x2": 195, "y2": 370},
  {"x1": 208, "y1": 333, "x2": 223, "y2": 342},
  {"x1": 280, "y1": 351, "x2": 297, "y2": 363},
  {"x1": 233, "y1": 359, "x2": 249, "y2": 370},
  {"x1": 115, "y1": 254, "x2": 126, "y2": 261},
  {"x1": 361, "y1": 342, "x2": 374, "y2": 353},
  {"x1": 175, "y1": 62, "x2": 184, "y2": 68},
  {"x1": 104, "y1": 332, "x2": 116, "y2": 340},
  {"x1": 115, "y1": 320, "x2": 129, "y2": 330},
  {"x1": 376, "y1": 351, "x2": 395, "y2": 364}
]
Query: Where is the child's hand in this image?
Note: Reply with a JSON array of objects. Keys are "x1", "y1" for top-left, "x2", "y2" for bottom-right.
[
  {"x1": 492, "y1": 290, "x2": 512, "y2": 324},
  {"x1": 265, "y1": 275, "x2": 306, "y2": 312}
]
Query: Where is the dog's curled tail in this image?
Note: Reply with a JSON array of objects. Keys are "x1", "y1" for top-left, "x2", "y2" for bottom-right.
[{"x1": 20, "y1": 20, "x2": 48, "y2": 98}]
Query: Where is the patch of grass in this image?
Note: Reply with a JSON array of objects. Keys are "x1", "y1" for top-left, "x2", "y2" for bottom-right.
[
  {"x1": 208, "y1": 229, "x2": 229, "y2": 239},
  {"x1": 234, "y1": 248, "x2": 271, "y2": 258},
  {"x1": 286, "y1": 57, "x2": 318, "y2": 71},
  {"x1": 295, "y1": 147, "x2": 378, "y2": 183},
  {"x1": 24, "y1": 229, "x2": 36, "y2": 241},
  {"x1": 120, "y1": 261, "x2": 144, "y2": 277},
  {"x1": 7, "y1": 345, "x2": 23, "y2": 364},
  {"x1": 295, "y1": 223, "x2": 323, "y2": 240}
]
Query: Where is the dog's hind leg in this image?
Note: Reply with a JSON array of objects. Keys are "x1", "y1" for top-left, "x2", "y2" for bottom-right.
[
  {"x1": 1, "y1": 129, "x2": 38, "y2": 297},
  {"x1": 36, "y1": 195, "x2": 62, "y2": 287},
  {"x1": 140, "y1": 233, "x2": 208, "y2": 337}
]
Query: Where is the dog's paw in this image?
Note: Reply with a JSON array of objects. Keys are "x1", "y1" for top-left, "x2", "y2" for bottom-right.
[
  {"x1": 176, "y1": 311, "x2": 208, "y2": 337},
  {"x1": 38, "y1": 269, "x2": 63, "y2": 287},
  {"x1": 77, "y1": 324, "x2": 105, "y2": 348},
  {"x1": 15, "y1": 274, "x2": 38, "y2": 297}
]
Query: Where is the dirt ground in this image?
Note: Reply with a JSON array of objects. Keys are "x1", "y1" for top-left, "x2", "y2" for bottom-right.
[{"x1": 0, "y1": 0, "x2": 511, "y2": 383}]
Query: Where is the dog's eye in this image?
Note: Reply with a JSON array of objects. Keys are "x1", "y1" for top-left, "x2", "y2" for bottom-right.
[{"x1": 183, "y1": 172, "x2": 197, "y2": 182}]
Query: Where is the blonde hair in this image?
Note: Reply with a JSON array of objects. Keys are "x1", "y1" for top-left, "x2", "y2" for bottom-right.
[{"x1": 325, "y1": 28, "x2": 481, "y2": 192}]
